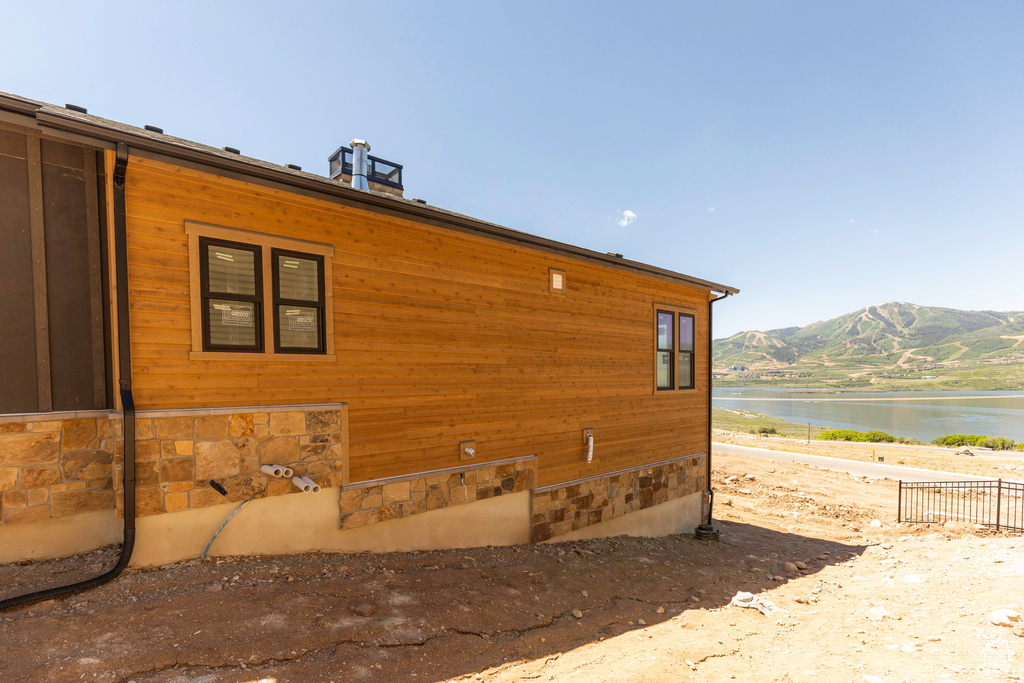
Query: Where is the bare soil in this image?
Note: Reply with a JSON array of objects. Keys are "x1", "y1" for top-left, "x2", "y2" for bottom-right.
[{"x1": 2, "y1": 451, "x2": 1023, "y2": 682}]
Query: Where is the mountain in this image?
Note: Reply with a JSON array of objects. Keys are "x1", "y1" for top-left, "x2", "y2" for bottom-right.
[{"x1": 713, "y1": 302, "x2": 1024, "y2": 390}]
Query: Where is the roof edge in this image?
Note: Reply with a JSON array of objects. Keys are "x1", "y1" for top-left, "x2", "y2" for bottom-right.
[{"x1": 2, "y1": 93, "x2": 739, "y2": 295}]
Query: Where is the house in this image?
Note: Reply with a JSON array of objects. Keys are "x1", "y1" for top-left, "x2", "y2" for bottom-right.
[{"x1": 0, "y1": 91, "x2": 738, "y2": 568}]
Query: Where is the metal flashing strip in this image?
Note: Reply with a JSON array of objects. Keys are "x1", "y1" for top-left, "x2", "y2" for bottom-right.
[
  {"x1": 344, "y1": 454, "x2": 538, "y2": 491},
  {"x1": 0, "y1": 409, "x2": 118, "y2": 424},
  {"x1": 135, "y1": 402, "x2": 348, "y2": 419},
  {"x1": 3, "y1": 95, "x2": 738, "y2": 296},
  {"x1": 533, "y1": 451, "x2": 705, "y2": 494}
]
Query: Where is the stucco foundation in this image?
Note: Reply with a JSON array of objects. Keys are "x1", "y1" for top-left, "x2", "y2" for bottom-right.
[
  {"x1": 132, "y1": 488, "x2": 531, "y2": 566},
  {"x1": 0, "y1": 509, "x2": 122, "y2": 563}
]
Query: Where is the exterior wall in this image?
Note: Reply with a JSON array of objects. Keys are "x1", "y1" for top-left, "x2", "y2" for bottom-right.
[
  {"x1": 114, "y1": 404, "x2": 348, "y2": 518},
  {"x1": 120, "y1": 155, "x2": 712, "y2": 490},
  {"x1": 338, "y1": 456, "x2": 535, "y2": 531},
  {"x1": 0, "y1": 404, "x2": 348, "y2": 527},
  {"x1": 530, "y1": 454, "x2": 705, "y2": 543},
  {"x1": 0, "y1": 412, "x2": 118, "y2": 525}
]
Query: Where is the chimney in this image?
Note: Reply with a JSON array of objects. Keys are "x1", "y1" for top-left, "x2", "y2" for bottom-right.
[
  {"x1": 328, "y1": 141, "x2": 404, "y2": 197},
  {"x1": 349, "y1": 139, "x2": 370, "y2": 191}
]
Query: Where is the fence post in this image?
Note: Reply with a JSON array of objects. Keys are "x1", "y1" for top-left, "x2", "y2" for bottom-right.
[
  {"x1": 996, "y1": 479, "x2": 1002, "y2": 531},
  {"x1": 897, "y1": 480, "x2": 902, "y2": 523}
]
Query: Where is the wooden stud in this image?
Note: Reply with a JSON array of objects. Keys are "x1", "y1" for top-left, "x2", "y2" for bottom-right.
[
  {"x1": 84, "y1": 150, "x2": 106, "y2": 408},
  {"x1": 26, "y1": 133, "x2": 51, "y2": 412}
]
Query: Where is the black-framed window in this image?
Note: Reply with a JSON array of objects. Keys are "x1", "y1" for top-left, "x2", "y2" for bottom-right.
[
  {"x1": 656, "y1": 309, "x2": 695, "y2": 391},
  {"x1": 656, "y1": 310, "x2": 674, "y2": 390},
  {"x1": 199, "y1": 237, "x2": 263, "y2": 352},
  {"x1": 678, "y1": 313, "x2": 695, "y2": 390},
  {"x1": 272, "y1": 248, "x2": 326, "y2": 354}
]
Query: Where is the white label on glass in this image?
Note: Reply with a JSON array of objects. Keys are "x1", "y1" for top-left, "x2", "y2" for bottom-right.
[
  {"x1": 221, "y1": 305, "x2": 253, "y2": 327},
  {"x1": 289, "y1": 314, "x2": 315, "y2": 331}
]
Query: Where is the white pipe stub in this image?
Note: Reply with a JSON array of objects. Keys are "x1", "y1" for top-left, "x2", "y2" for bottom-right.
[{"x1": 261, "y1": 464, "x2": 294, "y2": 478}]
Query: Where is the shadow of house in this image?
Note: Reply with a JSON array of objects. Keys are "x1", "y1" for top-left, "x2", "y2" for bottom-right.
[{"x1": 0, "y1": 523, "x2": 865, "y2": 682}]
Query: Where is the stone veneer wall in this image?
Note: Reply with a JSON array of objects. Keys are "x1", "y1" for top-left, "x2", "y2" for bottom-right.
[
  {"x1": 530, "y1": 454, "x2": 705, "y2": 543},
  {"x1": 0, "y1": 413, "x2": 120, "y2": 525},
  {"x1": 339, "y1": 457, "x2": 535, "y2": 530},
  {"x1": 114, "y1": 404, "x2": 347, "y2": 517},
  {"x1": 0, "y1": 403, "x2": 347, "y2": 525}
]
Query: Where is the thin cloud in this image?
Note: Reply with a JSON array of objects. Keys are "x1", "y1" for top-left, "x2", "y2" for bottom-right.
[
  {"x1": 617, "y1": 210, "x2": 637, "y2": 227},
  {"x1": 708, "y1": 207, "x2": 716, "y2": 213}
]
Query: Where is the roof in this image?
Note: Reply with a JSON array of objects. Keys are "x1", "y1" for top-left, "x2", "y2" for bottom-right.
[{"x1": 0, "y1": 91, "x2": 738, "y2": 295}]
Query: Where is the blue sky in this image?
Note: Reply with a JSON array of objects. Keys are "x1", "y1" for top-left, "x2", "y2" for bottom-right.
[{"x1": 4, "y1": 1, "x2": 1023, "y2": 337}]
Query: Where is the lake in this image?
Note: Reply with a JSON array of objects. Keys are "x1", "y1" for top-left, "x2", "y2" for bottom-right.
[{"x1": 712, "y1": 388, "x2": 1024, "y2": 443}]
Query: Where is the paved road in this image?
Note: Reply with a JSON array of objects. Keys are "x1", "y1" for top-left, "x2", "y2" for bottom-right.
[{"x1": 713, "y1": 442, "x2": 987, "y2": 482}]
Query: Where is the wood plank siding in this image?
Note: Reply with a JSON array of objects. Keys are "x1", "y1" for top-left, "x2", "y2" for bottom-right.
[{"x1": 123, "y1": 155, "x2": 712, "y2": 487}]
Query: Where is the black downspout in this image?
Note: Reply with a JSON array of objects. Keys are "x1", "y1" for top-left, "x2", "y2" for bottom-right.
[
  {"x1": 0, "y1": 143, "x2": 135, "y2": 611},
  {"x1": 695, "y1": 291, "x2": 730, "y2": 541}
]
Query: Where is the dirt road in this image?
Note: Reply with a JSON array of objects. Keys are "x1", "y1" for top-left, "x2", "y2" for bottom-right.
[{"x1": 1, "y1": 452, "x2": 1022, "y2": 682}]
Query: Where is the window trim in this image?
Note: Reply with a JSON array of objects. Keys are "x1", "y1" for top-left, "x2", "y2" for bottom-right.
[
  {"x1": 652, "y1": 304, "x2": 698, "y2": 393},
  {"x1": 198, "y1": 237, "x2": 264, "y2": 353},
  {"x1": 186, "y1": 221, "x2": 336, "y2": 361},
  {"x1": 271, "y1": 248, "x2": 326, "y2": 354}
]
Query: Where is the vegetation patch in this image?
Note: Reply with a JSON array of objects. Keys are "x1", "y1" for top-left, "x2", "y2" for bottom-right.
[
  {"x1": 931, "y1": 433, "x2": 1018, "y2": 451},
  {"x1": 817, "y1": 429, "x2": 916, "y2": 444}
]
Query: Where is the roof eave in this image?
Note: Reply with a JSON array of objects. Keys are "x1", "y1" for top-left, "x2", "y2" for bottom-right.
[{"x1": 10, "y1": 97, "x2": 739, "y2": 296}]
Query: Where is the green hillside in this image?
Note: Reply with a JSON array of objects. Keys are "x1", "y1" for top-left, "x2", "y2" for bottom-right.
[{"x1": 713, "y1": 302, "x2": 1024, "y2": 390}]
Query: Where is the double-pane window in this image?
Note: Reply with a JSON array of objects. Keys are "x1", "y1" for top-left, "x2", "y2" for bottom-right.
[
  {"x1": 200, "y1": 238, "x2": 263, "y2": 351},
  {"x1": 655, "y1": 309, "x2": 695, "y2": 391},
  {"x1": 272, "y1": 250, "x2": 326, "y2": 353}
]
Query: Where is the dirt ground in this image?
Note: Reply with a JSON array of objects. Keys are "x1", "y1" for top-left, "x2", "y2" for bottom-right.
[
  {"x1": 714, "y1": 430, "x2": 1024, "y2": 480},
  {"x1": 2, "y1": 450, "x2": 1023, "y2": 683}
]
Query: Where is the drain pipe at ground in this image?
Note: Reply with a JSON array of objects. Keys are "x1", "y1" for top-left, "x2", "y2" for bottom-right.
[
  {"x1": 1, "y1": 143, "x2": 136, "y2": 611},
  {"x1": 695, "y1": 290, "x2": 731, "y2": 542}
]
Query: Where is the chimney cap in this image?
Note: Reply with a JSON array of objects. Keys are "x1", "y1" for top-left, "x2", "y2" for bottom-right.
[{"x1": 349, "y1": 138, "x2": 370, "y2": 151}]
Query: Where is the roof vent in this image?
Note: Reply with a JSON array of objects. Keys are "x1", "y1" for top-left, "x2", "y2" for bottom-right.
[
  {"x1": 328, "y1": 142, "x2": 403, "y2": 196},
  {"x1": 144, "y1": 125, "x2": 164, "y2": 133},
  {"x1": 350, "y1": 139, "x2": 370, "y2": 191},
  {"x1": 285, "y1": 163, "x2": 302, "y2": 171},
  {"x1": 606, "y1": 252, "x2": 624, "y2": 258},
  {"x1": 222, "y1": 146, "x2": 241, "y2": 155},
  {"x1": 64, "y1": 103, "x2": 88, "y2": 114}
]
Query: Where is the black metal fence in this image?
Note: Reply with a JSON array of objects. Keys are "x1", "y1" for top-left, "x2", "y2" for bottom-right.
[{"x1": 898, "y1": 479, "x2": 1024, "y2": 532}]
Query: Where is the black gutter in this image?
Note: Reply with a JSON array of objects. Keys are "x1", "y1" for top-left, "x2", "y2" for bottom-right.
[
  {"x1": 0, "y1": 143, "x2": 135, "y2": 611},
  {"x1": 695, "y1": 291, "x2": 731, "y2": 541}
]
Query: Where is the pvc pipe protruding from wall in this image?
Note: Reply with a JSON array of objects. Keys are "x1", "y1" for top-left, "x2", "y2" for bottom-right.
[
  {"x1": 299, "y1": 476, "x2": 321, "y2": 494},
  {"x1": 292, "y1": 476, "x2": 313, "y2": 493},
  {"x1": 261, "y1": 464, "x2": 294, "y2": 478}
]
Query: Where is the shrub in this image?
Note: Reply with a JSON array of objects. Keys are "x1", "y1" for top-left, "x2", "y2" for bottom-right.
[
  {"x1": 932, "y1": 434, "x2": 1016, "y2": 450},
  {"x1": 757, "y1": 426, "x2": 777, "y2": 436},
  {"x1": 818, "y1": 429, "x2": 899, "y2": 443}
]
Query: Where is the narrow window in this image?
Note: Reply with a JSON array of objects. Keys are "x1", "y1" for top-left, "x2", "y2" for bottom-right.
[
  {"x1": 656, "y1": 310, "x2": 674, "y2": 390},
  {"x1": 678, "y1": 313, "x2": 695, "y2": 390},
  {"x1": 199, "y1": 238, "x2": 263, "y2": 351},
  {"x1": 272, "y1": 249, "x2": 326, "y2": 354}
]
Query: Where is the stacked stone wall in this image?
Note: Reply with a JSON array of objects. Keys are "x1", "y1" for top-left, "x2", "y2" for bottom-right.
[
  {"x1": 530, "y1": 454, "x2": 705, "y2": 543},
  {"x1": 339, "y1": 457, "x2": 535, "y2": 530},
  {"x1": 0, "y1": 414, "x2": 119, "y2": 525},
  {"x1": 0, "y1": 403, "x2": 347, "y2": 525},
  {"x1": 115, "y1": 405, "x2": 347, "y2": 517}
]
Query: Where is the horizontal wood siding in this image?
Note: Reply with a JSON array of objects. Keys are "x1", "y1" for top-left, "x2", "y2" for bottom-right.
[{"x1": 124, "y1": 156, "x2": 712, "y2": 486}]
